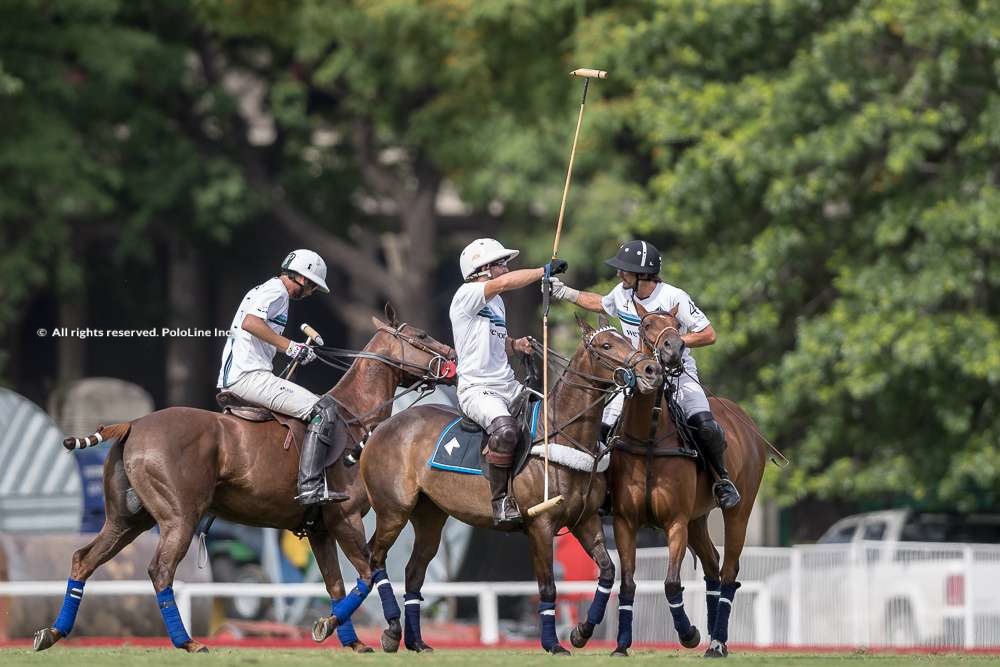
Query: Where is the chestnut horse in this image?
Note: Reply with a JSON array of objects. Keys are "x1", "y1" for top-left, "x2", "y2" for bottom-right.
[
  {"x1": 34, "y1": 314, "x2": 456, "y2": 653},
  {"x1": 569, "y1": 303, "x2": 768, "y2": 658},
  {"x1": 359, "y1": 316, "x2": 664, "y2": 655}
]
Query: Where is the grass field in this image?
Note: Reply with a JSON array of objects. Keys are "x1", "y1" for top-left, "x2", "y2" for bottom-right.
[{"x1": 2, "y1": 648, "x2": 998, "y2": 666}]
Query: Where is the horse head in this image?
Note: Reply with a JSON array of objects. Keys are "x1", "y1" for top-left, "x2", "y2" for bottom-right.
[
  {"x1": 632, "y1": 300, "x2": 685, "y2": 376},
  {"x1": 370, "y1": 305, "x2": 458, "y2": 385},
  {"x1": 575, "y1": 313, "x2": 662, "y2": 395}
]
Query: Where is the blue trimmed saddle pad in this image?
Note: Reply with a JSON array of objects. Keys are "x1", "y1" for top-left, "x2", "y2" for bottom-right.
[{"x1": 429, "y1": 401, "x2": 541, "y2": 475}]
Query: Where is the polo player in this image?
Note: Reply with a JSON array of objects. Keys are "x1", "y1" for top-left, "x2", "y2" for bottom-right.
[
  {"x1": 217, "y1": 249, "x2": 348, "y2": 506},
  {"x1": 449, "y1": 238, "x2": 567, "y2": 528},
  {"x1": 549, "y1": 240, "x2": 741, "y2": 509}
]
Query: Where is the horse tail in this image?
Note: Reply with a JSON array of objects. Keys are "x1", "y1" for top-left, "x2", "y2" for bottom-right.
[{"x1": 62, "y1": 422, "x2": 133, "y2": 451}]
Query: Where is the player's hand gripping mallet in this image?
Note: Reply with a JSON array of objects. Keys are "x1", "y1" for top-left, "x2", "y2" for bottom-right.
[
  {"x1": 284, "y1": 323, "x2": 324, "y2": 380},
  {"x1": 528, "y1": 67, "x2": 608, "y2": 519}
]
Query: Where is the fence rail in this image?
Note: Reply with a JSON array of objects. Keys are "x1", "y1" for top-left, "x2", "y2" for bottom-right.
[{"x1": 3, "y1": 541, "x2": 999, "y2": 649}]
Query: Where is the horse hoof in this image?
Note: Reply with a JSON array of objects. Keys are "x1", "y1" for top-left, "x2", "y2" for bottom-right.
[
  {"x1": 680, "y1": 625, "x2": 701, "y2": 649},
  {"x1": 32, "y1": 627, "x2": 62, "y2": 651},
  {"x1": 312, "y1": 615, "x2": 338, "y2": 642},
  {"x1": 349, "y1": 641, "x2": 374, "y2": 654},
  {"x1": 548, "y1": 644, "x2": 571, "y2": 656},
  {"x1": 183, "y1": 640, "x2": 209, "y2": 653},
  {"x1": 381, "y1": 625, "x2": 401, "y2": 653},
  {"x1": 704, "y1": 639, "x2": 728, "y2": 658},
  {"x1": 406, "y1": 641, "x2": 434, "y2": 653},
  {"x1": 570, "y1": 622, "x2": 593, "y2": 648},
  {"x1": 611, "y1": 647, "x2": 630, "y2": 657}
]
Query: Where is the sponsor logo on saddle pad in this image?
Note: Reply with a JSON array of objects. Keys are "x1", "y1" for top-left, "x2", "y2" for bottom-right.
[{"x1": 428, "y1": 403, "x2": 541, "y2": 475}]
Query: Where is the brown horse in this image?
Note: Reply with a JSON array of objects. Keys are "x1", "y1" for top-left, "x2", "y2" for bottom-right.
[
  {"x1": 33, "y1": 313, "x2": 456, "y2": 653},
  {"x1": 569, "y1": 303, "x2": 769, "y2": 658},
  {"x1": 359, "y1": 316, "x2": 663, "y2": 654}
]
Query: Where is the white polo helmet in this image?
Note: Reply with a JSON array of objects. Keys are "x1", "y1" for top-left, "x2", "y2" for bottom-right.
[
  {"x1": 281, "y1": 249, "x2": 330, "y2": 293},
  {"x1": 459, "y1": 238, "x2": 520, "y2": 280}
]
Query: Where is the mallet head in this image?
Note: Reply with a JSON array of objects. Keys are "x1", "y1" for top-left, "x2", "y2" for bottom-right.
[{"x1": 570, "y1": 68, "x2": 608, "y2": 79}]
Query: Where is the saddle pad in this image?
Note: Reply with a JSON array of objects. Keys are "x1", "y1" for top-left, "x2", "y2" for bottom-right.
[{"x1": 429, "y1": 401, "x2": 541, "y2": 475}]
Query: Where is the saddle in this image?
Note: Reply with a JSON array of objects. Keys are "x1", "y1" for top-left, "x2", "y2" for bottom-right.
[
  {"x1": 428, "y1": 391, "x2": 541, "y2": 476},
  {"x1": 215, "y1": 391, "x2": 305, "y2": 452}
]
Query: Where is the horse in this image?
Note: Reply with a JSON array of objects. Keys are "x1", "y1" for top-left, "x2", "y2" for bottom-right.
[
  {"x1": 568, "y1": 302, "x2": 769, "y2": 658},
  {"x1": 33, "y1": 311, "x2": 457, "y2": 654},
  {"x1": 358, "y1": 315, "x2": 664, "y2": 655}
]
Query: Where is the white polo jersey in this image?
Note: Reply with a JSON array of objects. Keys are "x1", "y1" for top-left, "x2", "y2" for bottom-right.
[
  {"x1": 218, "y1": 277, "x2": 290, "y2": 388},
  {"x1": 450, "y1": 282, "x2": 516, "y2": 387},
  {"x1": 601, "y1": 282, "x2": 710, "y2": 373}
]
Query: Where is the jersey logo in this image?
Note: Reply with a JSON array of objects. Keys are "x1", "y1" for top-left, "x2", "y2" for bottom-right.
[{"x1": 476, "y1": 307, "x2": 506, "y2": 329}]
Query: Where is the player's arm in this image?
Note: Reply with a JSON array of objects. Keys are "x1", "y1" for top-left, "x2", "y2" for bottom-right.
[
  {"x1": 242, "y1": 314, "x2": 292, "y2": 351},
  {"x1": 548, "y1": 278, "x2": 608, "y2": 313},
  {"x1": 483, "y1": 268, "x2": 543, "y2": 301},
  {"x1": 683, "y1": 324, "x2": 716, "y2": 348}
]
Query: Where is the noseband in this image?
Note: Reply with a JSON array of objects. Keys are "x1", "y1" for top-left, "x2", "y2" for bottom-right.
[{"x1": 380, "y1": 323, "x2": 456, "y2": 382}]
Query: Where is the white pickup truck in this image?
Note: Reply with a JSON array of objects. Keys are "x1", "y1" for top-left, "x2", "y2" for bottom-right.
[{"x1": 768, "y1": 509, "x2": 1000, "y2": 647}]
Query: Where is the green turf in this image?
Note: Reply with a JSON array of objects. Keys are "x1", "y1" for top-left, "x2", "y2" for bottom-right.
[{"x1": 1, "y1": 648, "x2": 998, "y2": 666}]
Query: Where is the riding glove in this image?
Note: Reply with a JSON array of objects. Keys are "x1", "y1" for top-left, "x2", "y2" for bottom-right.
[
  {"x1": 544, "y1": 259, "x2": 569, "y2": 276},
  {"x1": 285, "y1": 341, "x2": 317, "y2": 365}
]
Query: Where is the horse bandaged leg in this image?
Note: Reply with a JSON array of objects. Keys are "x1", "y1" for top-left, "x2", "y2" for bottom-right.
[
  {"x1": 330, "y1": 598, "x2": 359, "y2": 647},
  {"x1": 538, "y1": 601, "x2": 558, "y2": 652},
  {"x1": 705, "y1": 577, "x2": 721, "y2": 639},
  {"x1": 586, "y1": 576, "x2": 614, "y2": 626},
  {"x1": 615, "y1": 595, "x2": 634, "y2": 653},
  {"x1": 403, "y1": 592, "x2": 424, "y2": 650},
  {"x1": 331, "y1": 577, "x2": 372, "y2": 622},
  {"x1": 710, "y1": 581, "x2": 740, "y2": 650},
  {"x1": 666, "y1": 585, "x2": 699, "y2": 647},
  {"x1": 374, "y1": 568, "x2": 401, "y2": 621},
  {"x1": 52, "y1": 578, "x2": 86, "y2": 636},
  {"x1": 156, "y1": 586, "x2": 192, "y2": 648}
]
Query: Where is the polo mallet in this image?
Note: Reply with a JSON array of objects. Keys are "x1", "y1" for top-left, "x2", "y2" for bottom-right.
[
  {"x1": 282, "y1": 323, "x2": 324, "y2": 380},
  {"x1": 527, "y1": 67, "x2": 607, "y2": 519}
]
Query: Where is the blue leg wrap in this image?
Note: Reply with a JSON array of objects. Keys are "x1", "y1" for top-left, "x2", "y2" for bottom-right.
[
  {"x1": 374, "y1": 569, "x2": 401, "y2": 621},
  {"x1": 156, "y1": 586, "x2": 192, "y2": 648},
  {"x1": 331, "y1": 578, "x2": 371, "y2": 622},
  {"x1": 616, "y1": 595, "x2": 634, "y2": 650},
  {"x1": 705, "y1": 577, "x2": 721, "y2": 638},
  {"x1": 667, "y1": 590, "x2": 693, "y2": 639},
  {"x1": 586, "y1": 577, "x2": 614, "y2": 625},
  {"x1": 330, "y1": 598, "x2": 360, "y2": 646},
  {"x1": 403, "y1": 592, "x2": 423, "y2": 648},
  {"x1": 53, "y1": 578, "x2": 85, "y2": 636},
  {"x1": 712, "y1": 582, "x2": 740, "y2": 644},
  {"x1": 539, "y1": 601, "x2": 558, "y2": 651}
]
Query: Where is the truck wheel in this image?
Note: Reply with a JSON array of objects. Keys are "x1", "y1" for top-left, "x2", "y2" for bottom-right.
[
  {"x1": 885, "y1": 599, "x2": 916, "y2": 647},
  {"x1": 212, "y1": 556, "x2": 273, "y2": 621}
]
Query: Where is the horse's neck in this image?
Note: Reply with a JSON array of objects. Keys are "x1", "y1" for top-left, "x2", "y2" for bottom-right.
[
  {"x1": 620, "y1": 389, "x2": 664, "y2": 440},
  {"x1": 329, "y1": 350, "x2": 400, "y2": 431},
  {"x1": 548, "y1": 346, "x2": 607, "y2": 451}
]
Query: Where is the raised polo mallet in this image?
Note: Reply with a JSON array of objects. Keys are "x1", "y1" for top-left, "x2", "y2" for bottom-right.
[
  {"x1": 283, "y1": 323, "x2": 324, "y2": 380},
  {"x1": 528, "y1": 67, "x2": 608, "y2": 519}
]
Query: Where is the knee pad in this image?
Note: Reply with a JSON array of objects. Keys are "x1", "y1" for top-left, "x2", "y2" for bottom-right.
[
  {"x1": 688, "y1": 411, "x2": 725, "y2": 450},
  {"x1": 485, "y1": 415, "x2": 519, "y2": 465},
  {"x1": 308, "y1": 394, "x2": 340, "y2": 444}
]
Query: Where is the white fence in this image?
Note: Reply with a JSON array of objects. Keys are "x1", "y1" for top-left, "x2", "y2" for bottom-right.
[{"x1": 2, "y1": 541, "x2": 999, "y2": 649}]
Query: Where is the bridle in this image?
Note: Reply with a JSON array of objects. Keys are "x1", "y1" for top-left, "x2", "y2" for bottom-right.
[
  {"x1": 637, "y1": 311, "x2": 685, "y2": 377},
  {"x1": 314, "y1": 323, "x2": 456, "y2": 383}
]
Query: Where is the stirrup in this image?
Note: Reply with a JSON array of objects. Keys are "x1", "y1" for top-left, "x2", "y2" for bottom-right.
[
  {"x1": 712, "y1": 479, "x2": 741, "y2": 509},
  {"x1": 295, "y1": 487, "x2": 349, "y2": 506},
  {"x1": 491, "y1": 498, "x2": 523, "y2": 529}
]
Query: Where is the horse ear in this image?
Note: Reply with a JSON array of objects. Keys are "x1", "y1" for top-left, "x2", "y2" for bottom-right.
[
  {"x1": 371, "y1": 315, "x2": 388, "y2": 330},
  {"x1": 633, "y1": 299, "x2": 649, "y2": 318},
  {"x1": 668, "y1": 303, "x2": 679, "y2": 318},
  {"x1": 384, "y1": 303, "x2": 399, "y2": 327},
  {"x1": 575, "y1": 312, "x2": 593, "y2": 334},
  {"x1": 597, "y1": 314, "x2": 611, "y2": 329}
]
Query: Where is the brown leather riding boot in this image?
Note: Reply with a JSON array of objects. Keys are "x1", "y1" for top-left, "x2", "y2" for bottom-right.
[{"x1": 484, "y1": 463, "x2": 522, "y2": 529}]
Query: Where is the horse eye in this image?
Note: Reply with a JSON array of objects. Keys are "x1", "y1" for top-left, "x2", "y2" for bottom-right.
[
  {"x1": 418, "y1": 332, "x2": 427, "y2": 339},
  {"x1": 602, "y1": 343, "x2": 611, "y2": 350}
]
